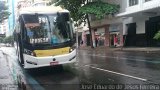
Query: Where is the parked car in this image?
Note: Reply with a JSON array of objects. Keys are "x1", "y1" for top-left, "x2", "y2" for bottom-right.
[
  {"x1": 6, "y1": 43, "x2": 12, "y2": 47},
  {"x1": 0, "y1": 43, "x2": 6, "y2": 47}
]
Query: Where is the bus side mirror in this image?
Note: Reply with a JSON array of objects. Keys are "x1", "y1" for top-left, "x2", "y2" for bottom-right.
[
  {"x1": 62, "y1": 13, "x2": 69, "y2": 21},
  {"x1": 57, "y1": 12, "x2": 70, "y2": 22}
]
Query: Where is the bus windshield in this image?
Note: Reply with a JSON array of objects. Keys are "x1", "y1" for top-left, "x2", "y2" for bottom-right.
[{"x1": 22, "y1": 13, "x2": 73, "y2": 45}]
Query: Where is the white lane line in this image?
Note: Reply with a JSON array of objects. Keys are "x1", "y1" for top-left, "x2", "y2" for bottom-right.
[
  {"x1": 85, "y1": 65, "x2": 147, "y2": 82},
  {"x1": 86, "y1": 54, "x2": 160, "y2": 64}
]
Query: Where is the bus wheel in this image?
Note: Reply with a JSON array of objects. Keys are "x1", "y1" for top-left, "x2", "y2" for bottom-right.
[{"x1": 17, "y1": 75, "x2": 26, "y2": 90}]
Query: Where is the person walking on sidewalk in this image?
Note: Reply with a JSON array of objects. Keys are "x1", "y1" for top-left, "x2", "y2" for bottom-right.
[
  {"x1": 95, "y1": 37, "x2": 98, "y2": 47},
  {"x1": 114, "y1": 35, "x2": 118, "y2": 47}
]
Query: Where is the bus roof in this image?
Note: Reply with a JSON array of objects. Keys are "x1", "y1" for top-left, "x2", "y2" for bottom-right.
[{"x1": 19, "y1": 6, "x2": 69, "y2": 15}]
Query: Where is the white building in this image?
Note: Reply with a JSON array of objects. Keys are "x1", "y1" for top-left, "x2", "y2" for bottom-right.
[
  {"x1": 0, "y1": 20, "x2": 8, "y2": 36},
  {"x1": 32, "y1": 0, "x2": 51, "y2": 6},
  {"x1": 89, "y1": 0, "x2": 124, "y2": 47},
  {"x1": 117, "y1": 0, "x2": 160, "y2": 47},
  {"x1": 0, "y1": 24, "x2": 5, "y2": 34}
]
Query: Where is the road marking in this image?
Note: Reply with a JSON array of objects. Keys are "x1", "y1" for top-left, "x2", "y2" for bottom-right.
[
  {"x1": 86, "y1": 54, "x2": 160, "y2": 64},
  {"x1": 85, "y1": 65, "x2": 147, "y2": 82}
]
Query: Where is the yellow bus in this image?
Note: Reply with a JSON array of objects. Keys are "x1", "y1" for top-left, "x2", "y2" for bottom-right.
[{"x1": 14, "y1": 6, "x2": 76, "y2": 69}]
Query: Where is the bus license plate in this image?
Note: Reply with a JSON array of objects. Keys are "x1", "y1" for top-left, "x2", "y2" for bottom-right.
[{"x1": 50, "y1": 61, "x2": 59, "y2": 66}]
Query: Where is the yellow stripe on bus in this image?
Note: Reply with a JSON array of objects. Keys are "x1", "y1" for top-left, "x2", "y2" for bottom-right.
[{"x1": 34, "y1": 47, "x2": 70, "y2": 57}]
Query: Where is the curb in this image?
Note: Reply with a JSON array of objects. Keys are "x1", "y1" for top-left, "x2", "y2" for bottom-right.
[{"x1": 78, "y1": 47, "x2": 160, "y2": 53}]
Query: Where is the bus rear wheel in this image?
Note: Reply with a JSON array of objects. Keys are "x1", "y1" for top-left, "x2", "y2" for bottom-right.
[{"x1": 17, "y1": 46, "x2": 24, "y2": 67}]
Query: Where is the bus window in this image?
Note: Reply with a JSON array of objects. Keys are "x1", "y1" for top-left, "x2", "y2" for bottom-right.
[
  {"x1": 49, "y1": 13, "x2": 73, "y2": 45},
  {"x1": 21, "y1": 13, "x2": 74, "y2": 45},
  {"x1": 23, "y1": 14, "x2": 39, "y2": 24},
  {"x1": 22, "y1": 14, "x2": 50, "y2": 44}
]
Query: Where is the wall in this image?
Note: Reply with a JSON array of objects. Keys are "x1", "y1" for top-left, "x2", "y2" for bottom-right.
[
  {"x1": 136, "y1": 20, "x2": 145, "y2": 34},
  {"x1": 121, "y1": 0, "x2": 127, "y2": 13},
  {"x1": 0, "y1": 21, "x2": 8, "y2": 35},
  {"x1": 91, "y1": 17, "x2": 123, "y2": 28},
  {"x1": 142, "y1": 0, "x2": 160, "y2": 9},
  {"x1": 124, "y1": 0, "x2": 160, "y2": 15},
  {"x1": 117, "y1": 0, "x2": 160, "y2": 46},
  {"x1": 133, "y1": 16, "x2": 150, "y2": 34},
  {"x1": 0, "y1": 25, "x2": 3, "y2": 34},
  {"x1": 122, "y1": 17, "x2": 133, "y2": 35}
]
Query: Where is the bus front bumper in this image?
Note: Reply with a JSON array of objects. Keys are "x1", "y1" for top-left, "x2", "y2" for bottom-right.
[{"x1": 23, "y1": 50, "x2": 76, "y2": 69}]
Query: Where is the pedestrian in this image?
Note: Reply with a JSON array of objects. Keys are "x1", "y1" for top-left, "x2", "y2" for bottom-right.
[
  {"x1": 51, "y1": 31, "x2": 59, "y2": 44},
  {"x1": 114, "y1": 35, "x2": 118, "y2": 47},
  {"x1": 95, "y1": 37, "x2": 98, "y2": 47},
  {"x1": 80, "y1": 40, "x2": 83, "y2": 45}
]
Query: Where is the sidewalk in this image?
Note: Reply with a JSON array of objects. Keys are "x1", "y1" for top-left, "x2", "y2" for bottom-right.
[
  {"x1": 0, "y1": 50, "x2": 17, "y2": 90},
  {"x1": 79, "y1": 46, "x2": 160, "y2": 52}
]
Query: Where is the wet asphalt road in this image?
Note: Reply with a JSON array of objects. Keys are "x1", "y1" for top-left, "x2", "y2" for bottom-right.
[{"x1": 1, "y1": 47, "x2": 160, "y2": 90}]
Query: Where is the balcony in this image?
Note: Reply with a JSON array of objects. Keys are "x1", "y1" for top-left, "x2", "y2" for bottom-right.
[
  {"x1": 117, "y1": 0, "x2": 160, "y2": 17},
  {"x1": 142, "y1": 0, "x2": 160, "y2": 10}
]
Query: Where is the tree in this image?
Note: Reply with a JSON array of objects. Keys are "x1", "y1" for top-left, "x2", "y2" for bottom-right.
[
  {"x1": 49, "y1": 0, "x2": 119, "y2": 48},
  {"x1": 3, "y1": 36, "x2": 14, "y2": 45},
  {"x1": 0, "y1": 37, "x2": 4, "y2": 43},
  {"x1": 0, "y1": 1, "x2": 10, "y2": 23},
  {"x1": 79, "y1": 1, "x2": 119, "y2": 19},
  {"x1": 154, "y1": 31, "x2": 160, "y2": 41},
  {"x1": 48, "y1": 0, "x2": 85, "y2": 26}
]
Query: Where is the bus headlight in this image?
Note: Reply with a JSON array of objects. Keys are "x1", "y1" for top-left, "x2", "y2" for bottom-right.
[
  {"x1": 24, "y1": 49, "x2": 36, "y2": 57},
  {"x1": 69, "y1": 43, "x2": 76, "y2": 52}
]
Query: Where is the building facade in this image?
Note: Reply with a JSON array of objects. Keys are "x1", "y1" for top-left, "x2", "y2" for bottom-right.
[
  {"x1": 118, "y1": 0, "x2": 160, "y2": 47},
  {"x1": 7, "y1": 0, "x2": 16, "y2": 36},
  {"x1": 0, "y1": 20, "x2": 8, "y2": 35},
  {"x1": 88, "y1": 0, "x2": 125, "y2": 47}
]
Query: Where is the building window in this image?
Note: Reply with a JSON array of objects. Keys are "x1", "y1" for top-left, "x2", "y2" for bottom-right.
[
  {"x1": 129, "y1": 0, "x2": 138, "y2": 6},
  {"x1": 145, "y1": 0, "x2": 151, "y2": 2}
]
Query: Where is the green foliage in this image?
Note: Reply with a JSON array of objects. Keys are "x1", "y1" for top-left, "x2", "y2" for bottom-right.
[
  {"x1": 52, "y1": 0, "x2": 85, "y2": 26},
  {"x1": 0, "y1": 1, "x2": 10, "y2": 23},
  {"x1": 47, "y1": 0, "x2": 57, "y2": 5},
  {"x1": 79, "y1": 1, "x2": 119, "y2": 19},
  {"x1": 0, "y1": 37, "x2": 4, "y2": 43},
  {"x1": 0, "y1": 11, "x2": 10, "y2": 23},
  {"x1": 0, "y1": 2, "x2": 8, "y2": 11},
  {"x1": 3, "y1": 36, "x2": 14, "y2": 44},
  {"x1": 153, "y1": 31, "x2": 160, "y2": 41},
  {"x1": 49, "y1": 0, "x2": 119, "y2": 26}
]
